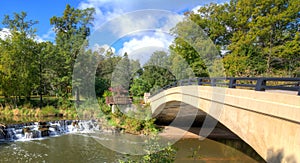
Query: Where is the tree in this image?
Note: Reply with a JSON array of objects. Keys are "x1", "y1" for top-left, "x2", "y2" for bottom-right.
[
  {"x1": 111, "y1": 52, "x2": 132, "y2": 89},
  {"x1": 0, "y1": 12, "x2": 39, "y2": 104},
  {"x1": 228, "y1": 0, "x2": 300, "y2": 76},
  {"x1": 170, "y1": 18, "x2": 220, "y2": 77},
  {"x1": 50, "y1": 4, "x2": 95, "y2": 99},
  {"x1": 2, "y1": 11, "x2": 38, "y2": 37},
  {"x1": 168, "y1": 52, "x2": 194, "y2": 80},
  {"x1": 130, "y1": 51, "x2": 176, "y2": 96},
  {"x1": 95, "y1": 48, "x2": 122, "y2": 97},
  {"x1": 189, "y1": 2, "x2": 235, "y2": 51},
  {"x1": 182, "y1": 0, "x2": 300, "y2": 77}
]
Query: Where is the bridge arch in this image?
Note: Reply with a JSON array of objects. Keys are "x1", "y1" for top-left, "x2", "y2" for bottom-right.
[{"x1": 149, "y1": 85, "x2": 300, "y2": 162}]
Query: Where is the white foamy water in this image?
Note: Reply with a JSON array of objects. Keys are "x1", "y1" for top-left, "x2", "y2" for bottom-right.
[{"x1": 0, "y1": 120, "x2": 100, "y2": 142}]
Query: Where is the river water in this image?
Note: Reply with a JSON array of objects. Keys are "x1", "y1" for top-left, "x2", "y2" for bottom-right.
[
  {"x1": 0, "y1": 118, "x2": 264, "y2": 163},
  {"x1": 0, "y1": 134, "x2": 262, "y2": 163}
]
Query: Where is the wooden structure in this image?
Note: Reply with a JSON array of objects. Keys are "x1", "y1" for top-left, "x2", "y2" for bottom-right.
[
  {"x1": 105, "y1": 96, "x2": 132, "y2": 105},
  {"x1": 105, "y1": 86, "x2": 132, "y2": 105}
]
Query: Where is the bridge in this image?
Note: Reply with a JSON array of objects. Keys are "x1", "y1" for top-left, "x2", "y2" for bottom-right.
[{"x1": 148, "y1": 77, "x2": 300, "y2": 162}]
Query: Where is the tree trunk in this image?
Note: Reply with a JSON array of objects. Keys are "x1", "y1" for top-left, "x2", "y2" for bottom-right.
[
  {"x1": 75, "y1": 87, "x2": 80, "y2": 107},
  {"x1": 39, "y1": 63, "x2": 43, "y2": 108}
]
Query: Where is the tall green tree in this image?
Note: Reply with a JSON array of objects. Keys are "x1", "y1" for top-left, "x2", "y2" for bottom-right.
[
  {"x1": 170, "y1": 18, "x2": 220, "y2": 77},
  {"x1": 179, "y1": 0, "x2": 300, "y2": 77},
  {"x1": 130, "y1": 51, "x2": 176, "y2": 96},
  {"x1": 228, "y1": 0, "x2": 300, "y2": 76},
  {"x1": 0, "y1": 12, "x2": 39, "y2": 104},
  {"x1": 168, "y1": 52, "x2": 194, "y2": 80},
  {"x1": 189, "y1": 2, "x2": 236, "y2": 51},
  {"x1": 111, "y1": 52, "x2": 132, "y2": 89},
  {"x1": 50, "y1": 4, "x2": 95, "y2": 98}
]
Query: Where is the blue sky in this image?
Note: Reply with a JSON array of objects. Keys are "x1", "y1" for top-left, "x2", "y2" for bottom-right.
[
  {"x1": 0, "y1": 0, "x2": 82, "y2": 40},
  {"x1": 0, "y1": 0, "x2": 228, "y2": 58}
]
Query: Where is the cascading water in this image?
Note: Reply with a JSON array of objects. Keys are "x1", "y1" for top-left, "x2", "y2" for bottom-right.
[{"x1": 0, "y1": 120, "x2": 100, "y2": 141}]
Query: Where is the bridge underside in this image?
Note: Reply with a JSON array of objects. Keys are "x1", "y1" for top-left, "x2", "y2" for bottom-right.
[{"x1": 153, "y1": 101, "x2": 239, "y2": 139}]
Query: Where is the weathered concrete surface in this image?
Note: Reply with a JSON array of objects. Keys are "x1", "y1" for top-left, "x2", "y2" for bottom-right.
[
  {"x1": 149, "y1": 86, "x2": 300, "y2": 162},
  {"x1": 154, "y1": 102, "x2": 239, "y2": 139}
]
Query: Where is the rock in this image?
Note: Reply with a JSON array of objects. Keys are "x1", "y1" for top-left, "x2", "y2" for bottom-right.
[
  {"x1": 32, "y1": 130, "x2": 40, "y2": 138},
  {"x1": 39, "y1": 125, "x2": 50, "y2": 137},
  {"x1": 22, "y1": 127, "x2": 31, "y2": 134}
]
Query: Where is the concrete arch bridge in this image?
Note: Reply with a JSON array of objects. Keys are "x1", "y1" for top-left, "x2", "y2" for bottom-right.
[{"x1": 148, "y1": 77, "x2": 300, "y2": 162}]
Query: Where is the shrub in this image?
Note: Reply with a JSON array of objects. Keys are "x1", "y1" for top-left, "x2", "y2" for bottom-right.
[
  {"x1": 119, "y1": 137, "x2": 177, "y2": 163},
  {"x1": 40, "y1": 105, "x2": 59, "y2": 116}
]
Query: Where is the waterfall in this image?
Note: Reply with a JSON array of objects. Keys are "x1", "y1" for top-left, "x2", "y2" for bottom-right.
[{"x1": 0, "y1": 120, "x2": 100, "y2": 141}]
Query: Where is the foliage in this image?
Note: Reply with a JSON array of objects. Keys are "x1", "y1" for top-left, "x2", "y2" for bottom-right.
[
  {"x1": 111, "y1": 53, "x2": 132, "y2": 89},
  {"x1": 119, "y1": 137, "x2": 177, "y2": 163},
  {"x1": 99, "y1": 102, "x2": 158, "y2": 135},
  {"x1": 0, "y1": 1, "x2": 298, "y2": 104},
  {"x1": 40, "y1": 105, "x2": 59, "y2": 116},
  {"x1": 50, "y1": 5, "x2": 95, "y2": 99},
  {"x1": 170, "y1": 18, "x2": 220, "y2": 77},
  {"x1": 183, "y1": 0, "x2": 300, "y2": 77},
  {"x1": 76, "y1": 98, "x2": 102, "y2": 119},
  {"x1": 0, "y1": 12, "x2": 40, "y2": 103},
  {"x1": 142, "y1": 140, "x2": 176, "y2": 163},
  {"x1": 130, "y1": 51, "x2": 177, "y2": 96},
  {"x1": 0, "y1": 6, "x2": 96, "y2": 106},
  {"x1": 95, "y1": 77, "x2": 110, "y2": 97},
  {"x1": 188, "y1": 145, "x2": 202, "y2": 160},
  {"x1": 0, "y1": 102, "x2": 77, "y2": 118},
  {"x1": 95, "y1": 48, "x2": 122, "y2": 97}
]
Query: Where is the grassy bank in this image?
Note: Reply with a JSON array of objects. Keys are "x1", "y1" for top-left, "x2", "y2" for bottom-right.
[
  {"x1": 0, "y1": 97, "x2": 78, "y2": 119},
  {"x1": 0, "y1": 105, "x2": 77, "y2": 118},
  {"x1": 0, "y1": 97, "x2": 159, "y2": 136},
  {"x1": 76, "y1": 98, "x2": 160, "y2": 136}
]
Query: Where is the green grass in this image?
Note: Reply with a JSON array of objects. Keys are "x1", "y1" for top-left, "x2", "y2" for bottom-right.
[{"x1": 0, "y1": 96, "x2": 78, "y2": 118}]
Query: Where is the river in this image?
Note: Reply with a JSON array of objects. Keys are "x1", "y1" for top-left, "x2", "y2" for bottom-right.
[{"x1": 0, "y1": 118, "x2": 264, "y2": 162}]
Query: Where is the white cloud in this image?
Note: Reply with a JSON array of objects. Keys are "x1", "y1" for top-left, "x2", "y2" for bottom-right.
[
  {"x1": 40, "y1": 29, "x2": 55, "y2": 41},
  {"x1": 81, "y1": 0, "x2": 226, "y2": 65},
  {"x1": 92, "y1": 43, "x2": 116, "y2": 54},
  {"x1": 0, "y1": 27, "x2": 55, "y2": 42},
  {"x1": 78, "y1": 0, "x2": 198, "y2": 35},
  {"x1": 107, "y1": 10, "x2": 183, "y2": 38},
  {"x1": 118, "y1": 32, "x2": 173, "y2": 64},
  {"x1": 0, "y1": 28, "x2": 11, "y2": 40},
  {"x1": 0, "y1": 28, "x2": 45, "y2": 43},
  {"x1": 34, "y1": 35, "x2": 46, "y2": 43},
  {"x1": 78, "y1": 0, "x2": 125, "y2": 28},
  {"x1": 78, "y1": 0, "x2": 228, "y2": 35},
  {"x1": 191, "y1": 5, "x2": 202, "y2": 13}
]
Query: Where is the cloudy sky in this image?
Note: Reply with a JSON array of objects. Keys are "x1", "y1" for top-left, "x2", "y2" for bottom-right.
[{"x1": 0, "y1": 0, "x2": 228, "y2": 61}]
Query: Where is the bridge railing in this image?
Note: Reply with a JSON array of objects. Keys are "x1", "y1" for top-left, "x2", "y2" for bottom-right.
[{"x1": 150, "y1": 77, "x2": 300, "y2": 97}]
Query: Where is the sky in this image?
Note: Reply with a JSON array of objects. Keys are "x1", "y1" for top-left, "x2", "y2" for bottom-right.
[{"x1": 0, "y1": 0, "x2": 228, "y2": 61}]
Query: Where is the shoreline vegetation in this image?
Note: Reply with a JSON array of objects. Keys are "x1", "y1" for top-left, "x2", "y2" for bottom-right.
[
  {"x1": 0, "y1": 97, "x2": 160, "y2": 136},
  {"x1": 0, "y1": 97, "x2": 78, "y2": 119}
]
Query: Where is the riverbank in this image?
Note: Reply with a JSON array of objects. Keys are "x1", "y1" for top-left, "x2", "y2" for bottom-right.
[
  {"x1": 0, "y1": 106, "x2": 77, "y2": 119},
  {"x1": 158, "y1": 126, "x2": 239, "y2": 139}
]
